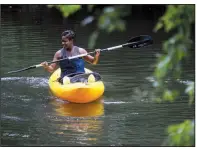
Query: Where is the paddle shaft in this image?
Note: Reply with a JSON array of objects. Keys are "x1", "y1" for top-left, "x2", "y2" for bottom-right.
[
  {"x1": 7, "y1": 35, "x2": 153, "y2": 74},
  {"x1": 45, "y1": 42, "x2": 135, "y2": 66},
  {"x1": 7, "y1": 44, "x2": 125, "y2": 74}
]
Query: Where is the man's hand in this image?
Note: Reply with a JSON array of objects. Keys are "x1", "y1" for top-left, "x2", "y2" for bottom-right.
[
  {"x1": 95, "y1": 49, "x2": 101, "y2": 57},
  {"x1": 41, "y1": 61, "x2": 49, "y2": 69},
  {"x1": 92, "y1": 49, "x2": 101, "y2": 65}
]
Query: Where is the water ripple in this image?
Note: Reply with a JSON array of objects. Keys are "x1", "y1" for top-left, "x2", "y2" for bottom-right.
[
  {"x1": 1, "y1": 77, "x2": 48, "y2": 88},
  {"x1": 104, "y1": 101, "x2": 132, "y2": 105},
  {"x1": 1, "y1": 114, "x2": 27, "y2": 122}
]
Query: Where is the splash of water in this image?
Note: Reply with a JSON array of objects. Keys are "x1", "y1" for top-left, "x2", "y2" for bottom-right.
[{"x1": 1, "y1": 77, "x2": 49, "y2": 88}]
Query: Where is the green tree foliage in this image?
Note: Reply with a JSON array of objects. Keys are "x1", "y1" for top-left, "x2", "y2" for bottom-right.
[
  {"x1": 154, "y1": 5, "x2": 195, "y2": 104},
  {"x1": 88, "y1": 5, "x2": 131, "y2": 48},
  {"x1": 47, "y1": 4, "x2": 195, "y2": 146},
  {"x1": 48, "y1": 5, "x2": 81, "y2": 17},
  {"x1": 162, "y1": 120, "x2": 194, "y2": 146},
  {"x1": 48, "y1": 5, "x2": 131, "y2": 48},
  {"x1": 154, "y1": 5, "x2": 194, "y2": 146}
]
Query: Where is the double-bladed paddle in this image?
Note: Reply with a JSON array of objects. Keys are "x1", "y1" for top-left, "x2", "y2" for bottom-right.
[{"x1": 7, "y1": 35, "x2": 153, "y2": 74}]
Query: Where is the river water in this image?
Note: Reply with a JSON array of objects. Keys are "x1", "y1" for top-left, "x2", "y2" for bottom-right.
[{"x1": 1, "y1": 7, "x2": 195, "y2": 146}]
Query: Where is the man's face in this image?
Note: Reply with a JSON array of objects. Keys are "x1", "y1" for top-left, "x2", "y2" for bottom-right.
[{"x1": 62, "y1": 36, "x2": 73, "y2": 49}]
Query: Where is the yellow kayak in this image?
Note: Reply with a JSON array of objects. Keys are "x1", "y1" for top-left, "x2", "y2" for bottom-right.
[{"x1": 49, "y1": 68, "x2": 105, "y2": 103}]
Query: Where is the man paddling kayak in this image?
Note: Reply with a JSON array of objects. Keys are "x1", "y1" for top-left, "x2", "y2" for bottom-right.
[{"x1": 41, "y1": 30, "x2": 101, "y2": 83}]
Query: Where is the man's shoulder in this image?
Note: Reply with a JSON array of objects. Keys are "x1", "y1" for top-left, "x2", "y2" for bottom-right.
[
  {"x1": 76, "y1": 46, "x2": 85, "y2": 51},
  {"x1": 74, "y1": 46, "x2": 82, "y2": 49},
  {"x1": 55, "y1": 49, "x2": 62, "y2": 56}
]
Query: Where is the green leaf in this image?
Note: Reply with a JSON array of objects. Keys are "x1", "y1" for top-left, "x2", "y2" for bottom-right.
[
  {"x1": 87, "y1": 5, "x2": 95, "y2": 12},
  {"x1": 185, "y1": 81, "x2": 194, "y2": 104},
  {"x1": 47, "y1": 5, "x2": 81, "y2": 18},
  {"x1": 154, "y1": 21, "x2": 163, "y2": 32},
  {"x1": 163, "y1": 90, "x2": 174, "y2": 102},
  {"x1": 165, "y1": 120, "x2": 195, "y2": 146},
  {"x1": 88, "y1": 31, "x2": 99, "y2": 49},
  {"x1": 116, "y1": 20, "x2": 126, "y2": 31},
  {"x1": 98, "y1": 15, "x2": 110, "y2": 29}
]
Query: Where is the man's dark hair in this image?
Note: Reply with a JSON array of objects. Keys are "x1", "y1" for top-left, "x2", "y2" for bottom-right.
[{"x1": 61, "y1": 30, "x2": 75, "y2": 40}]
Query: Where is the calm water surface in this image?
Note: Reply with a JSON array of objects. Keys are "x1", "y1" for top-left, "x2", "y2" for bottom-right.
[{"x1": 1, "y1": 10, "x2": 195, "y2": 146}]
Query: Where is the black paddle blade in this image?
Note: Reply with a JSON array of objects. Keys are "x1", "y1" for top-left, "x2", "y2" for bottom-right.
[{"x1": 123, "y1": 35, "x2": 153, "y2": 48}]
